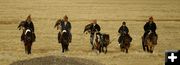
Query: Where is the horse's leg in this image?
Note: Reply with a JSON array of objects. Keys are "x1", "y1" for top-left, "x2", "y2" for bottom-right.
[
  {"x1": 105, "y1": 46, "x2": 107, "y2": 54},
  {"x1": 125, "y1": 43, "x2": 129, "y2": 53},
  {"x1": 142, "y1": 39, "x2": 146, "y2": 51},
  {"x1": 28, "y1": 43, "x2": 32, "y2": 54},
  {"x1": 150, "y1": 45, "x2": 154, "y2": 53},
  {"x1": 147, "y1": 45, "x2": 151, "y2": 53},
  {"x1": 24, "y1": 43, "x2": 28, "y2": 54},
  {"x1": 120, "y1": 44, "x2": 123, "y2": 52},
  {"x1": 61, "y1": 44, "x2": 64, "y2": 53},
  {"x1": 126, "y1": 48, "x2": 128, "y2": 53},
  {"x1": 99, "y1": 46, "x2": 101, "y2": 53},
  {"x1": 67, "y1": 43, "x2": 69, "y2": 51},
  {"x1": 102, "y1": 46, "x2": 104, "y2": 52},
  {"x1": 65, "y1": 43, "x2": 69, "y2": 51}
]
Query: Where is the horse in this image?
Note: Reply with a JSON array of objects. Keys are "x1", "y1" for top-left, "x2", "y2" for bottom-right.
[
  {"x1": 18, "y1": 21, "x2": 35, "y2": 54},
  {"x1": 95, "y1": 33, "x2": 110, "y2": 54},
  {"x1": 23, "y1": 28, "x2": 34, "y2": 54},
  {"x1": 142, "y1": 32, "x2": 158, "y2": 53},
  {"x1": 118, "y1": 34, "x2": 132, "y2": 53},
  {"x1": 54, "y1": 20, "x2": 70, "y2": 53},
  {"x1": 83, "y1": 24, "x2": 110, "y2": 53},
  {"x1": 59, "y1": 30, "x2": 70, "y2": 53},
  {"x1": 83, "y1": 24, "x2": 94, "y2": 49}
]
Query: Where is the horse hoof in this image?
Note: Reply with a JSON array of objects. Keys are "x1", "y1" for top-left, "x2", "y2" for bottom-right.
[{"x1": 150, "y1": 51, "x2": 153, "y2": 53}]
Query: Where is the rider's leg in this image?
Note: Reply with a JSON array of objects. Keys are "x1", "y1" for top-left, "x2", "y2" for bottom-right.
[
  {"x1": 21, "y1": 32, "x2": 25, "y2": 41},
  {"x1": 120, "y1": 35, "x2": 123, "y2": 44},
  {"x1": 90, "y1": 34, "x2": 94, "y2": 49},
  {"x1": 69, "y1": 33, "x2": 72, "y2": 43},
  {"x1": 58, "y1": 32, "x2": 61, "y2": 43},
  {"x1": 33, "y1": 32, "x2": 36, "y2": 42}
]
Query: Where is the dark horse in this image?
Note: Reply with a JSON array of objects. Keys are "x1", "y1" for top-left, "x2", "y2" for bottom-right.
[
  {"x1": 54, "y1": 20, "x2": 70, "y2": 53},
  {"x1": 84, "y1": 24, "x2": 110, "y2": 54},
  {"x1": 24, "y1": 28, "x2": 34, "y2": 54},
  {"x1": 118, "y1": 34, "x2": 132, "y2": 53},
  {"x1": 59, "y1": 30, "x2": 70, "y2": 53},
  {"x1": 18, "y1": 21, "x2": 35, "y2": 54},
  {"x1": 142, "y1": 32, "x2": 158, "y2": 53}
]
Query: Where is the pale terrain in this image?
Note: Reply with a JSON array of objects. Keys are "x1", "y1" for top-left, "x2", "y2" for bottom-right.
[{"x1": 0, "y1": 0, "x2": 180, "y2": 65}]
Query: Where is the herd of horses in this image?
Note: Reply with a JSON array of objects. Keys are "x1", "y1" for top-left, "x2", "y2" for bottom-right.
[{"x1": 17, "y1": 21, "x2": 158, "y2": 54}]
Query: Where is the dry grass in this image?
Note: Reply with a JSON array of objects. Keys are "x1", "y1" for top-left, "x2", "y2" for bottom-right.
[{"x1": 0, "y1": 0, "x2": 180, "y2": 65}]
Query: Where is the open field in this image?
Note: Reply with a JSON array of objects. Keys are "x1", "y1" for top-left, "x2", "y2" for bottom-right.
[{"x1": 0, "y1": 0, "x2": 180, "y2": 65}]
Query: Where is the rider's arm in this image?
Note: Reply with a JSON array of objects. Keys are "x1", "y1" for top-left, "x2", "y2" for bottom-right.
[
  {"x1": 144, "y1": 22, "x2": 149, "y2": 31},
  {"x1": 118, "y1": 26, "x2": 123, "y2": 34},
  {"x1": 126, "y1": 26, "x2": 129, "y2": 33}
]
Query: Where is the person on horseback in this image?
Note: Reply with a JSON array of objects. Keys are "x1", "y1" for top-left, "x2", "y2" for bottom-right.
[
  {"x1": 89, "y1": 19, "x2": 101, "y2": 49},
  {"x1": 21, "y1": 15, "x2": 36, "y2": 42},
  {"x1": 58, "y1": 15, "x2": 72, "y2": 43},
  {"x1": 143, "y1": 16, "x2": 157, "y2": 40},
  {"x1": 118, "y1": 22, "x2": 131, "y2": 44}
]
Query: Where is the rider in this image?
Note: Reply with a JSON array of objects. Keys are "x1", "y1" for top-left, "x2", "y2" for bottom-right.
[
  {"x1": 21, "y1": 15, "x2": 36, "y2": 42},
  {"x1": 118, "y1": 22, "x2": 130, "y2": 44},
  {"x1": 58, "y1": 15, "x2": 72, "y2": 43},
  {"x1": 143, "y1": 16, "x2": 157, "y2": 40},
  {"x1": 89, "y1": 19, "x2": 101, "y2": 49}
]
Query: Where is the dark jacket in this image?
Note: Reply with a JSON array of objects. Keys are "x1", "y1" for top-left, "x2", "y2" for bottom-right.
[
  {"x1": 60, "y1": 20, "x2": 71, "y2": 32},
  {"x1": 118, "y1": 26, "x2": 129, "y2": 35},
  {"x1": 24, "y1": 21, "x2": 35, "y2": 32},
  {"x1": 90, "y1": 23, "x2": 101, "y2": 34},
  {"x1": 144, "y1": 21, "x2": 156, "y2": 32}
]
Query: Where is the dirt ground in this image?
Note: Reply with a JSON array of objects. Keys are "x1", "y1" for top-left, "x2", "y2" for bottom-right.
[{"x1": 0, "y1": 0, "x2": 180, "y2": 65}]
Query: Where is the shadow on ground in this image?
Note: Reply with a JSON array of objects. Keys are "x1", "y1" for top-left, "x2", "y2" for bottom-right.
[{"x1": 10, "y1": 56, "x2": 104, "y2": 65}]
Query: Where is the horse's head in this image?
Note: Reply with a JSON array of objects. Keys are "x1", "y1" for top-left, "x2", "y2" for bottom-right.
[
  {"x1": 147, "y1": 31, "x2": 158, "y2": 45},
  {"x1": 96, "y1": 33, "x2": 101, "y2": 43},
  {"x1": 24, "y1": 28, "x2": 33, "y2": 42},
  {"x1": 124, "y1": 34, "x2": 132, "y2": 43},
  {"x1": 83, "y1": 24, "x2": 92, "y2": 34},
  {"x1": 17, "y1": 21, "x2": 26, "y2": 30},
  {"x1": 61, "y1": 30, "x2": 70, "y2": 42}
]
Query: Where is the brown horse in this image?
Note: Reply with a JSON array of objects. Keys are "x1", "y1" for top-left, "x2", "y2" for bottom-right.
[
  {"x1": 95, "y1": 33, "x2": 110, "y2": 54},
  {"x1": 142, "y1": 32, "x2": 158, "y2": 53},
  {"x1": 84, "y1": 24, "x2": 110, "y2": 54},
  {"x1": 118, "y1": 34, "x2": 132, "y2": 53}
]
